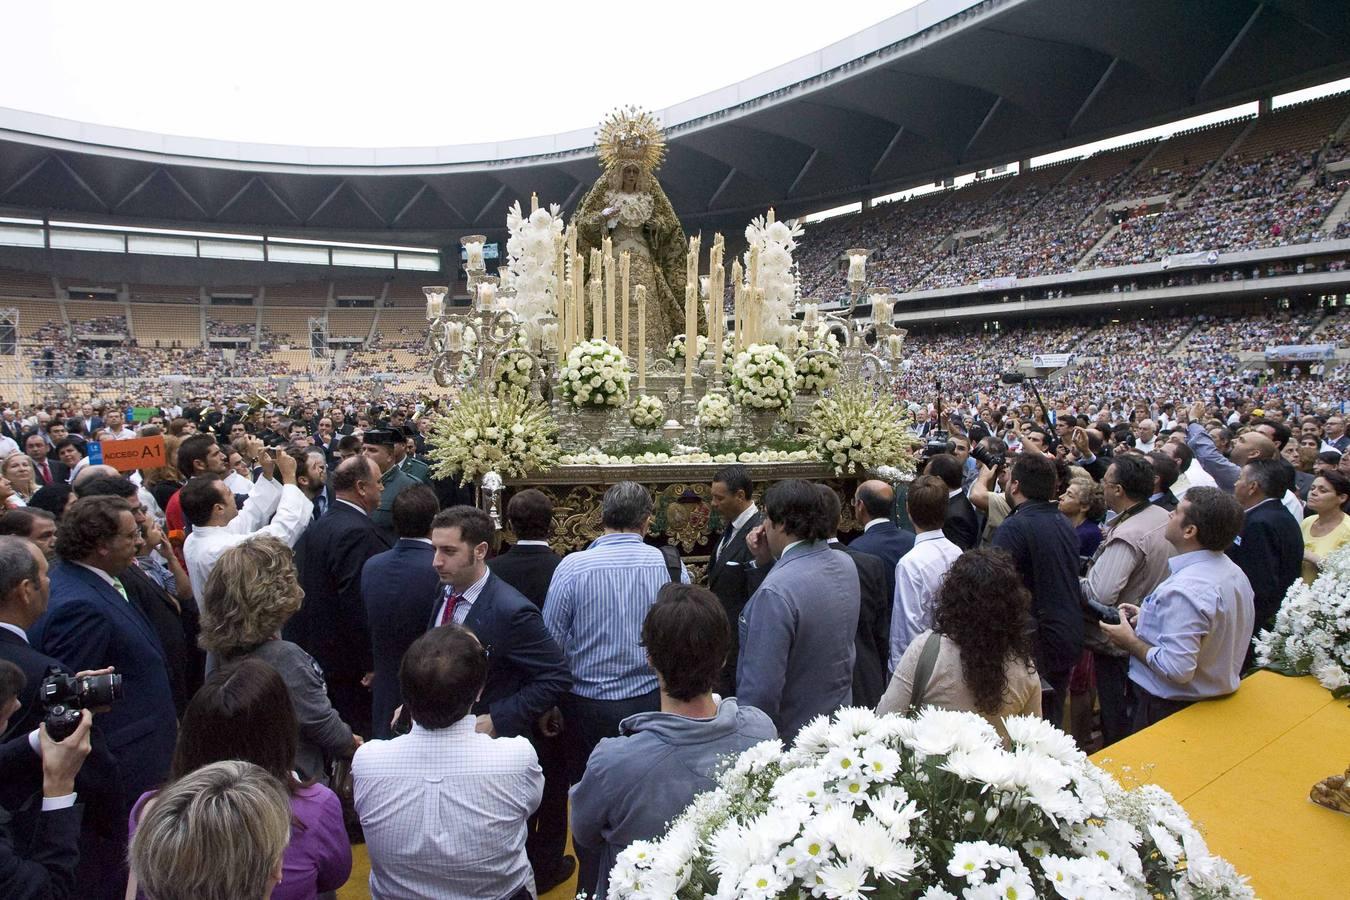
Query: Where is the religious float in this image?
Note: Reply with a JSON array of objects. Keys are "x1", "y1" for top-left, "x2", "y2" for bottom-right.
[{"x1": 421, "y1": 107, "x2": 918, "y2": 571}]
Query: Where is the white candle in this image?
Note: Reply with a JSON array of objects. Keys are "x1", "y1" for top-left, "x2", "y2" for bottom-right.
[
  {"x1": 465, "y1": 241, "x2": 484, "y2": 271},
  {"x1": 636, "y1": 285, "x2": 647, "y2": 388},
  {"x1": 848, "y1": 253, "x2": 866, "y2": 282},
  {"x1": 447, "y1": 323, "x2": 463, "y2": 351},
  {"x1": 872, "y1": 297, "x2": 889, "y2": 324},
  {"x1": 426, "y1": 295, "x2": 443, "y2": 321},
  {"x1": 542, "y1": 323, "x2": 558, "y2": 349},
  {"x1": 783, "y1": 328, "x2": 799, "y2": 352},
  {"x1": 477, "y1": 282, "x2": 496, "y2": 310},
  {"x1": 804, "y1": 303, "x2": 818, "y2": 328}
]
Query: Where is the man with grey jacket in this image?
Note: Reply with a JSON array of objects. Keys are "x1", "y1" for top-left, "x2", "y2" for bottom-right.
[
  {"x1": 737, "y1": 479, "x2": 860, "y2": 741},
  {"x1": 569, "y1": 584, "x2": 776, "y2": 899},
  {"x1": 1084, "y1": 454, "x2": 1172, "y2": 746}
]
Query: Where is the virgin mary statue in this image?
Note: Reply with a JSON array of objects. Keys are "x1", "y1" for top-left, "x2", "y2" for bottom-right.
[{"x1": 574, "y1": 107, "x2": 695, "y2": 353}]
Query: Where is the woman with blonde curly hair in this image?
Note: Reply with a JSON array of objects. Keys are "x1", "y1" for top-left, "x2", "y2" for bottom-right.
[
  {"x1": 2, "y1": 452, "x2": 36, "y2": 506},
  {"x1": 200, "y1": 535, "x2": 359, "y2": 782}
]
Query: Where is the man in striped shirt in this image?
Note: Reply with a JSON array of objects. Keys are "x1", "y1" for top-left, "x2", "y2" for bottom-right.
[{"x1": 542, "y1": 481, "x2": 688, "y2": 893}]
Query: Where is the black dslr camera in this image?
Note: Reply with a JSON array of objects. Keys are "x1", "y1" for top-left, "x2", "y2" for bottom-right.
[
  {"x1": 970, "y1": 443, "x2": 1005, "y2": 470},
  {"x1": 1083, "y1": 599, "x2": 1121, "y2": 626},
  {"x1": 40, "y1": 668, "x2": 123, "y2": 741}
]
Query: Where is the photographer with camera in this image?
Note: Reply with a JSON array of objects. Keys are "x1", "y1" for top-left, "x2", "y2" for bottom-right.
[
  {"x1": 1080, "y1": 455, "x2": 1173, "y2": 747},
  {"x1": 0, "y1": 657, "x2": 94, "y2": 899},
  {"x1": 0, "y1": 535, "x2": 131, "y2": 900}
]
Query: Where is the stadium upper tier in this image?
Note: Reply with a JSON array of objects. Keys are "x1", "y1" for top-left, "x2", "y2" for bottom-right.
[{"x1": 0, "y1": 0, "x2": 1347, "y2": 237}]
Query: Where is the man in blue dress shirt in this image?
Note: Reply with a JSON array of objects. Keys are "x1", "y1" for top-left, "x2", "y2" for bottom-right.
[{"x1": 1101, "y1": 487, "x2": 1254, "y2": 731}]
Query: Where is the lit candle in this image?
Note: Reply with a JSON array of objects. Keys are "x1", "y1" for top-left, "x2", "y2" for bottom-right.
[
  {"x1": 446, "y1": 322, "x2": 463, "y2": 351},
  {"x1": 872, "y1": 296, "x2": 890, "y2": 325},
  {"x1": 684, "y1": 282, "x2": 696, "y2": 388},
  {"x1": 636, "y1": 284, "x2": 647, "y2": 388},
  {"x1": 848, "y1": 252, "x2": 866, "y2": 283},
  {"x1": 477, "y1": 282, "x2": 496, "y2": 310},
  {"x1": 619, "y1": 250, "x2": 631, "y2": 356}
]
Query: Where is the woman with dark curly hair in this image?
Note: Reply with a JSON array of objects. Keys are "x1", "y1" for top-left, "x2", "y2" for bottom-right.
[{"x1": 877, "y1": 547, "x2": 1041, "y2": 744}]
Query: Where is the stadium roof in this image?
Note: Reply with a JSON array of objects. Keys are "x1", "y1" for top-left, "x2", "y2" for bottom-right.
[{"x1": 0, "y1": 0, "x2": 1347, "y2": 242}]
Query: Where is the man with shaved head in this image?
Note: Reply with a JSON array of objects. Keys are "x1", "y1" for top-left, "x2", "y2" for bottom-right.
[{"x1": 849, "y1": 478, "x2": 916, "y2": 602}]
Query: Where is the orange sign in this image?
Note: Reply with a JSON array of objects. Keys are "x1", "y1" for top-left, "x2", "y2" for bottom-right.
[{"x1": 93, "y1": 436, "x2": 167, "y2": 473}]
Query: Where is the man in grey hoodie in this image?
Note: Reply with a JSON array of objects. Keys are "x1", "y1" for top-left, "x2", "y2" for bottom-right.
[{"x1": 569, "y1": 583, "x2": 776, "y2": 899}]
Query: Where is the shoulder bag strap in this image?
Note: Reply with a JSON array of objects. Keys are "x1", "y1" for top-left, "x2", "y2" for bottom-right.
[{"x1": 907, "y1": 632, "x2": 943, "y2": 715}]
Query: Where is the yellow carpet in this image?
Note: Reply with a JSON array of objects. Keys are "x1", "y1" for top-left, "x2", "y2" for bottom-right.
[
  {"x1": 337, "y1": 835, "x2": 578, "y2": 899},
  {"x1": 1090, "y1": 670, "x2": 1349, "y2": 899}
]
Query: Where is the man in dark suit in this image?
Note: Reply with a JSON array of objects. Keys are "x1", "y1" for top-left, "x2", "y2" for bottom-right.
[
  {"x1": 362, "y1": 486, "x2": 441, "y2": 740},
  {"x1": 925, "y1": 455, "x2": 980, "y2": 551},
  {"x1": 286, "y1": 456, "x2": 391, "y2": 737},
  {"x1": 0, "y1": 539, "x2": 130, "y2": 900},
  {"x1": 1229, "y1": 459, "x2": 1304, "y2": 666},
  {"x1": 849, "y1": 478, "x2": 916, "y2": 600},
  {"x1": 427, "y1": 505, "x2": 574, "y2": 893},
  {"x1": 488, "y1": 489, "x2": 563, "y2": 609},
  {"x1": 705, "y1": 466, "x2": 762, "y2": 693},
  {"x1": 28, "y1": 497, "x2": 178, "y2": 812},
  {"x1": 818, "y1": 487, "x2": 890, "y2": 709},
  {"x1": 0, "y1": 658, "x2": 93, "y2": 900},
  {"x1": 1148, "y1": 452, "x2": 1181, "y2": 512},
  {"x1": 73, "y1": 476, "x2": 200, "y2": 716},
  {"x1": 24, "y1": 433, "x2": 69, "y2": 488},
  {"x1": 991, "y1": 453, "x2": 1084, "y2": 728}
]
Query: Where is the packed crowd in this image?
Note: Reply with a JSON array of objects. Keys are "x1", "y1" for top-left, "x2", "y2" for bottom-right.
[
  {"x1": 797, "y1": 103, "x2": 1350, "y2": 299},
  {"x1": 1, "y1": 378, "x2": 1347, "y2": 899}
]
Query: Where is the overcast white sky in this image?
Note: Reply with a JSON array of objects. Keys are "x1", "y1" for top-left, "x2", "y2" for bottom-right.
[{"x1": 0, "y1": 0, "x2": 918, "y2": 147}]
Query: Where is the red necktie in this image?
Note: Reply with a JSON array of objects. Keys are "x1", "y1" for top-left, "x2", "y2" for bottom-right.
[
  {"x1": 438, "y1": 590, "x2": 465, "y2": 626},
  {"x1": 40, "y1": 461, "x2": 51, "y2": 484}
]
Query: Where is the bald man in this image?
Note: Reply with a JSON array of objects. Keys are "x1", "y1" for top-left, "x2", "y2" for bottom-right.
[
  {"x1": 1183, "y1": 401, "x2": 1276, "y2": 494},
  {"x1": 848, "y1": 479, "x2": 915, "y2": 601},
  {"x1": 72, "y1": 464, "x2": 121, "y2": 487}
]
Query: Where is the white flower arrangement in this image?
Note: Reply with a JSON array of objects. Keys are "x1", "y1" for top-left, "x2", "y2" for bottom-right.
[
  {"x1": 794, "y1": 328, "x2": 842, "y2": 394},
  {"x1": 629, "y1": 395, "x2": 666, "y2": 430},
  {"x1": 501, "y1": 201, "x2": 564, "y2": 345},
  {"x1": 558, "y1": 448, "x2": 816, "y2": 466},
  {"x1": 609, "y1": 707, "x2": 1252, "y2": 900},
  {"x1": 560, "y1": 339, "x2": 631, "y2": 408},
  {"x1": 730, "y1": 344, "x2": 796, "y2": 410},
  {"x1": 695, "y1": 393, "x2": 733, "y2": 431},
  {"x1": 1255, "y1": 542, "x2": 1350, "y2": 697},
  {"x1": 426, "y1": 389, "x2": 558, "y2": 485},
  {"x1": 495, "y1": 350, "x2": 534, "y2": 396},
  {"x1": 743, "y1": 213, "x2": 804, "y2": 341},
  {"x1": 666, "y1": 333, "x2": 709, "y2": 362},
  {"x1": 809, "y1": 382, "x2": 920, "y2": 476}
]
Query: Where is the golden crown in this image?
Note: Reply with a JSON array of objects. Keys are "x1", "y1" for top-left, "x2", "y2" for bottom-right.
[{"x1": 596, "y1": 105, "x2": 666, "y2": 174}]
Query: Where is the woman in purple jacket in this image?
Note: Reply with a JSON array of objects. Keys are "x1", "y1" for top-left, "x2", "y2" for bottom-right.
[{"x1": 127, "y1": 658, "x2": 352, "y2": 900}]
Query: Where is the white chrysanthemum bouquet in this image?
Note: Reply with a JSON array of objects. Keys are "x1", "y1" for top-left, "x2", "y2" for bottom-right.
[
  {"x1": 667, "y1": 333, "x2": 710, "y2": 362},
  {"x1": 809, "y1": 383, "x2": 919, "y2": 476},
  {"x1": 560, "y1": 339, "x2": 631, "y2": 408},
  {"x1": 609, "y1": 707, "x2": 1252, "y2": 900},
  {"x1": 501, "y1": 200, "x2": 564, "y2": 346},
  {"x1": 426, "y1": 389, "x2": 558, "y2": 485},
  {"x1": 629, "y1": 395, "x2": 666, "y2": 430},
  {"x1": 744, "y1": 213, "x2": 805, "y2": 340},
  {"x1": 730, "y1": 344, "x2": 796, "y2": 410},
  {"x1": 696, "y1": 393, "x2": 733, "y2": 431},
  {"x1": 1255, "y1": 542, "x2": 1350, "y2": 697}
]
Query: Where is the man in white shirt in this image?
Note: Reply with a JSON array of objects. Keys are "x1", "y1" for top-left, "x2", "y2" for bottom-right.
[
  {"x1": 890, "y1": 475, "x2": 962, "y2": 670},
  {"x1": 354, "y1": 624, "x2": 542, "y2": 900},
  {"x1": 179, "y1": 449, "x2": 311, "y2": 599},
  {"x1": 1133, "y1": 419, "x2": 1158, "y2": 453},
  {"x1": 100, "y1": 410, "x2": 136, "y2": 442}
]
